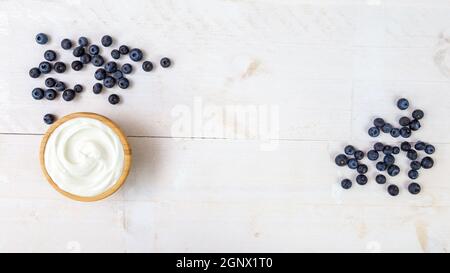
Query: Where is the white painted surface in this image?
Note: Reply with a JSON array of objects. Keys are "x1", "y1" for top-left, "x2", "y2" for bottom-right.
[{"x1": 0, "y1": 0, "x2": 450, "y2": 252}]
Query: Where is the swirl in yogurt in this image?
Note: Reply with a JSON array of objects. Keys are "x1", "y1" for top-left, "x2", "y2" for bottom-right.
[{"x1": 44, "y1": 117, "x2": 125, "y2": 197}]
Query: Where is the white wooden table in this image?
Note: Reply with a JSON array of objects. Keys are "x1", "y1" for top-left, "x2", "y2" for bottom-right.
[{"x1": 0, "y1": 0, "x2": 450, "y2": 253}]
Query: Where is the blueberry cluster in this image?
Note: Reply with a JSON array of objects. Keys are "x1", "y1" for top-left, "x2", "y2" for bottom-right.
[
  {"x1": 334, "y1": 98, "x2": 435, "y2": 196},
  {"x1": 30, "y1": 33, "x2": 172, "y2": 124}
]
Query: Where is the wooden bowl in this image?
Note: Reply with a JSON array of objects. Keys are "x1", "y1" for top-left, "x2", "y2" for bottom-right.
[{"x1": 39, "y1": 112, "x2": 132, "y2": 202}]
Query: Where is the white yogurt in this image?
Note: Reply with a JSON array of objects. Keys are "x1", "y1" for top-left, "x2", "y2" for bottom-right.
[{"x1": 44, "y1": 117, "x2": 125, "y2": 197}]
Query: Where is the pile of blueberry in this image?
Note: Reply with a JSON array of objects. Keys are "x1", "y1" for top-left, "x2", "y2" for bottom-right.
[
  {"x1": 335, "y1": 98, "x2": 435, "y2": 196},
  {"x1": 30, "y1": 33, "x2": 172, "y2": 124}
]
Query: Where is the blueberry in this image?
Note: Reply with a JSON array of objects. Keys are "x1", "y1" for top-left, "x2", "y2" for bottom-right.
[
  {"x1": 160, "y1": 57, "x2": 171, "y2": 68},
  {"x1": 29, "y1": 67, "x2": 41, "y2": 78},
  {"x1": 112, "y1": 70, "x2": 123, "y2": 80},
  {"x1": 32, "y1": 88, "x2": 44, "y2": 100},
  {"x1": 93, "y1": 83, "x2": 103, "y2": 94},
  {"x1": 142, "y1": 61, "x2": 153, "y2": 72},
  {"x1": 71, "y1": 60, "x2": 83, "y2": 71},
  {"x1": 409, "y1": 119, "x2": 421, "y2": 131},
  {"x1": 408, "y1": 170, "x2": 419, "y2": 180},
  {"x1": 45, "y1": 77, "x2": 56, "y2": 88},
  {"x1": 407, "y1": 150, "x2": 418, "y2": 161},
  {"x1": 78, "y1": 36, "x2": 89, "y2": 47},
  {"x1": 356, "y1": 174, "x2": 368, "y2": 185},
  {"x1": 44, "y1": 50, "x2": 57, "y2": 62},
  {"x1": 387, "y1": 184, "x2": 399, "y2": 196},
  {"x1": 381, "y1": 123, "x2": 393, "y2": 134},
  {"x1": 111, "y1": 49, "x2": 121, "y2": 60},
  {"x1": 335, "y1": 154, "x2": 348, "y2": 167},
  {"x1": 44, "y1": 89, "x2": 57, "y2": 100},
  {"x1": 73, "y1": 46, "x2": 85, "y2": 57},
  {"x1": 375, "y1": 174, "x2": 386, "y2": 184},
  {"x1": 341, "y1": 179, "x2": 352, "y2": 189},
  {"x1": 121, "y1": 63, "x2": 133, "y2": 74},
  {"x1": 421, "y1": 157, "x2": 434, "y2": 169},
  {"x1": 397, "y1": 98, "x2": 409, "y2": 110},
  {"x1": 119, "y1": 45, "x2": 129, "y2": 54},
  {"x1": 357, "y1": 164, "x2": 368, "y2": 174},
  {"x1": 89, "y1": 44, "x2": 100, "y2": 55},
  {"x1": 368, "y1": 126, "x2": 380, "y2": 137},
  {"x1": 118, "y1": 78, "x2": 129, "y2": 89},
  {"x1": 414, "y1": 141, "x2": 426, "y2": 151},
  {"x1": 344, "y1": 145, "x2": 355, "y2": 156},
  {"x1": 412, "y1": 109, "x2": 424, "y2": 120},
  {"x1": 62, "y1": 89, "x2": 75, "y2": 101},
  {"x1": 61, "y1": 39, "x2": 72, "y2": 50},
  {"x1": 400, "y1": 127, "x2": 411, "y2": 138},
  {"x1": 94, "y1": 68, "x2": 107, "y2": 80},
  {"x1": 74, "y1": 84, "x2": 83, "y2": 93},
  {"x1": 129, "y1": 48, "x2": 143, "y2": 62},
  {"x1": 354, "y1": 150, "x2": 364, "y2": 160},
  {"x1": 384, "y1": 154, "x2": 395, "y2": 165},
  {"x1": 39, "y1": 61, "x2": 52, "y2": 74},
  {"x1": 92, "y1": 55, "x2": 105, "y2": 67},
  {"x1": 390, "y1": 128, "x2": 400, "y2": 138},
  {"x1": 347, "y1": 158, "x2": 358, "y2": 169},
  {"x1": 373, "y1": 118, "x2": 385, "y2": 128},
  {"x1": 399, "y1": 116, "x2": 411, "y2": 127},
  {"x1": 54, "y1": 62, "x2": 67, "y2": 73},
  {"x1": 387, "y1": 165, "x2": 400, "y2": 177},
  {"x1": 101, "y1": 35, "x2": 113, "y2": 47},
  {"x1": 374, "y1": 142, "x2": 384, "y2": 152},
  {"x1": 43, "y1": 113, "x2": 55, "y2": 125},
  {"x1": 376, "y1": 162, "x2": 387, "y2": 171},
  {"x1": 367, "y1": 150, "x2": 379, "y2": 161},
  {"x1": 408, "y1": 182, "x2": 421, "y2": 195},
  {"x1": 35, "y1": 33, "x2": 48, "y2": 45},
  {"x1": 410, "y1": 161, "x2": 421, "y2": 171},
  {"x1": 80, "y1": 54, "x2": 91, "y2": 64},
  {"x1": 104, "y1": 61, "x2": 117, "y2": 73},
  {"x1": 383, "y1": 145, "x2": 393, "y2": 155},
  {"x1": 392, "y1": 146, "x2": 400, "y2": 155},
  {"x1": 425, "y1": 144, "x2": 435, "y2": 155},
  {"x1": 108, "y1": 94, "x2": 120, "y2": 105},
  {"x1": 103, "y1": 76, "x2": 116, "y2": 88},
  {"x1": 54, "y1": 81, "x2": 66, "y2": 92},
  {"x1": 401, "y1": 141, "x2": 411, "y2": 151}
]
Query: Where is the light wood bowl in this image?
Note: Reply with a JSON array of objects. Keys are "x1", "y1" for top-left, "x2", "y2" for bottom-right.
[{"x1": 40, "y1": 112, "x2": 132, "y2": 202}]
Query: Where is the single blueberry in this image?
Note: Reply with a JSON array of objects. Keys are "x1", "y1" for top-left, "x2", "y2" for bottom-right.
[
  {"x1": 129, "y1": 48, "x2": 143, "y2": 62},
  {"x1": 160, "y1": 57, "x2": 171, "y2": 68},
  {"x1": 375, "y1": 174, "x2": 387, "y2": 184},
  {"x1": 44, "y1": 50, "x2": 57, "y2": 62},
  {"x1": 400, "y1": 127, "x2": 411, "y2": 138},
  {"x1": 94, "y1": 68, "x2": 107, "y2": 80},
  {"x1": 399, "y1": 116, "x2": 411, "y2": 127},
  {"x1": 121, "y1": 63, "x2": 133, "y2": 74},
  {"x1": 368, "y1": 127, "x2": 380, "y2": 137},
  {"x1": 54, "y1": 62, "x2": 67, "y2": 73},
  {"x1": 101, "y1": 35, "x2": 113, "y2": 47},
  {"x1": 142, "y1": 61, "x2": 153, "y2": 72},
  {"x1": 111, "y1": 49, "x2": 121, "y2": 60},
  {"x1": 421, "y1": 157, "x2": 434, "y2": 169},
  {"x1": 78, "y1": 37, "x2": 89, "y2": 47},
  {"x1": 425, "y1": 144, "x2": 435, "y2": 155},
  {"x1": 373, "y1": 118, "x2": 385, "y2": 128},
  {"x1": 74, "y1": 84, "x2": 83, "y2": 93},
  {"x1": 344, "y1": 145, "x2": 355, "y2": 156},
  {"x1": 384, "y1": 154, "x2": 395, "y2": 165},
  {"x1": 45, "y1": 77, "x2": 56, "y2": 88},
  {"x1": 376, "y1": 162, "x2": 387, "y2": 171},
  {"x1": 44, "y1": 89, "x2": 57, "y2": 100},
  {"x1": 73, "y1": 46, "x2": 85, "y2": 57},
  {"x1": 36, "y1": 33, "x2": 48, "y2": 45},
  {"x1": 43, "y1": 113, "x2": 55, "y2": 125},
  {"x1": 103, "y1": 76, "x2": 116, "y2": 88},
  {"x1": 357, "y1": 164, "x2": 368, "y2": 174},
  {"x1": 93, "y1": 83, "x2": 103, "y2": 94},
  {"x1": 390, "y1": 128, "x2": 400, "y2": 138},
  {"x1": 392, "y1": 146, "x2": 400, "y2": 155},
  {"x1": 408, "y1": 183, "x2": 421, "y2": 195},
  {"x1": 401, "y1": 141, "x2": 411, "y2": 151},
  {"x1": 92, "y1": 55, "x2": 105, "y2": 67},
  {"x1": 409, "y1": 119, "x2": 421, "y2": 131},
  {"x1": 39, "y1": 61, "x2": 52, "y2": 74},
  {"x1": 341, "y1": 179, "x2": 352, "y2": 189},
  {"x1": 356, "y1": 175, "x2": 368, "y2": 185},
  {"x1": 104, "y1": 61, "x2": 117, "y2": 73},
  {"x1": 54, "y1": 81, "x2": 66, "y2": 92},
  {"x1": 387, "y1": 165, "x2": 400, "y2": 177},
  {"x1": 347, "y1": 158, "x2": 358, "y2": 169},
  {"x1": 80, "y1": 54, "x2": 91, "y2": 64},
  {"x1": 71, "y1": 60, "x2": 83, "y2": 71},
  {"x1": 112, "y1": 70, "x2": 123, "y2": 80},
  {"x1": 374, "y1": 142, "x2": 384, "y2": 152},
  {"x1": 29, "y1": 67, "x2": 41, "y2": 78},
  {"x1": 62, "y1": 89, "x2": 76, "y2": 101},
  {"x1": 119, "y1": 45, "x2": 129, "y2": 55},
  {"x1": 388, "y1": 184, "x2": 400, "y2": 196},
  {"x1": 412, "y1": 109, "x2": 424, "y2": 120},
  {"x1": 408, "y1": 170, "x2": 419, "y2": 180},
  {"x1": 61, "y1": 39, "x2": 72, "y2": 50},
  {"x1": 407, "y1": 150, "x2": 418, "y2": 161},
  {"x1": 367, "y1": 150, "x2": 379, "y2": 161},
  {"x1": 335, "y1": 154, "x2": 348, "y2": 167},
  {"x1": 118, "y1": 78, "x2": 129, "y2": 89},
  {"x1": 397, "y1": 98, "x2": 409, "y2": 110},
  {"x1": 354, "y1": 150, "x2": 364, "y2": 160},
  {"x1": 410, "y1": 161, "x2": 421, "y2": 171},
  {"x1": 414, "y1": 141, "x2": 426, "y2": 151},
  {"x1": 381, "y1": 123, "x2": 393, "y2": 134},
  {"x1": 32, "y1": 88, "x2": 44, "y2": 100},
  {"x1": 89, "y1": 44, "x2": 100, "y2": 55},
  {"x1": 108, "y1": 94, "x2": 120, "y2": 105},
  {"x1": 383, "y1": 145, "x2": 393, "y2": 155}
]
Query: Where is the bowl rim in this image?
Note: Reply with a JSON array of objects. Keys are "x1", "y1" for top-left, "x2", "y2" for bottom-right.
[{"x1": 39, "y1": 112, "x2": 132, "y2": 202}]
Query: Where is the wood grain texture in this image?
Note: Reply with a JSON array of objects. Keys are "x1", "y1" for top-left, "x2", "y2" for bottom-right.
[{"x1": 0, "y1": 0, "x2": 450, "y2": 252}]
